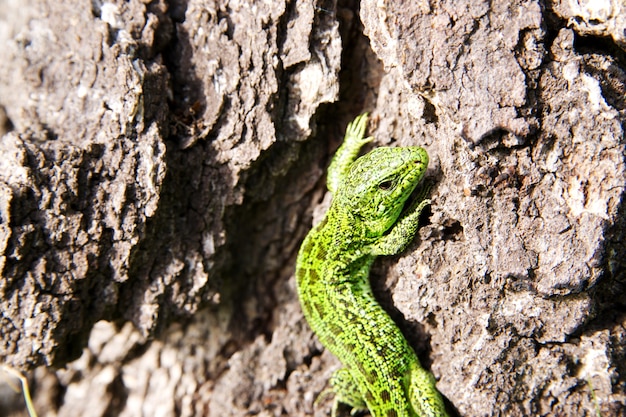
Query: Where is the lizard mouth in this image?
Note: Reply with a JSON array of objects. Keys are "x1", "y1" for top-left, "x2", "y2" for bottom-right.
[{"x1": 402, "y1": 180, "x2": 432, "y2": 220}]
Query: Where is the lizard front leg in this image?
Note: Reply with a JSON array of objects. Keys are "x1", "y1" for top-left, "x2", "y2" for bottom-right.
[
  {"x1": 327, "y1": 113, "x2": 373, "y2": 194},
  {"x1": 370, "y1": 191, "x2": 431, "y2": 256}
]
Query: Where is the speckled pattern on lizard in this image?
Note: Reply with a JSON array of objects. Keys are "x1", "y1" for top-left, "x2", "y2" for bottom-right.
[{"x1": 295, "y1": 113, "x2": 448, "y2": 417}]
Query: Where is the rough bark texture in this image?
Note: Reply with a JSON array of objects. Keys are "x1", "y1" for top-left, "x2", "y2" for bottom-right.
[{"x1": 0, "y1": 0, "x2": 624, "y2": 416}]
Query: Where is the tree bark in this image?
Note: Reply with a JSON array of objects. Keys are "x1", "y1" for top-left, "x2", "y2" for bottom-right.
[{"x1": 0, "y1": 0, "x2": 624, "y2": 416}]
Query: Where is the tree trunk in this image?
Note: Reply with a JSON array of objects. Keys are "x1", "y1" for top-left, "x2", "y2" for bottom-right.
[{"x1": 0, "y1": 0, "x2": 624, "y2": 416}]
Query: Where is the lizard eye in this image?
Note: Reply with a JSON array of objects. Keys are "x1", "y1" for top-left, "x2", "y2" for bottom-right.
[{"x1": 378, "y1": 180, "x2": 394, "y2": 190}]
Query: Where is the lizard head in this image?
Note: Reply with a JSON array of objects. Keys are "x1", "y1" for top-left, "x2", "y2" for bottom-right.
[{"x1": 335, "y1": 146, "x2": 429, "y2": 237}]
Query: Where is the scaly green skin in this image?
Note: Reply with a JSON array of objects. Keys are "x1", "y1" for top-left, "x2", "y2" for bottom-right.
[{"x1": 296, "y1": 114, "x2": 448, "y2": 417}]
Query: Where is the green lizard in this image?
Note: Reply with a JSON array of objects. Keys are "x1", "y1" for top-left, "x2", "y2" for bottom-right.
[{"x1": 295, "y1": 114, "x2": 448, "y2": 417}]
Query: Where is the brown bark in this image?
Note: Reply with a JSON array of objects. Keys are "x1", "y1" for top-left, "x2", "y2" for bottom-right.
[{"x1": 0, "y1": 0, "x2": 624, "y2": 416}]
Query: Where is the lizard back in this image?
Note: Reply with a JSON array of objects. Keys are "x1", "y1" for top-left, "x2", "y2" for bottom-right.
[{"x1": 296, "y1": 215, "x2": 421, "y2": 416}]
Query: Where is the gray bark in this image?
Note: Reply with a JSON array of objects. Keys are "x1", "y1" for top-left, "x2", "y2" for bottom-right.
[{"x1": 0, "y1": 0, "x2": 624, "y2": 416}]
